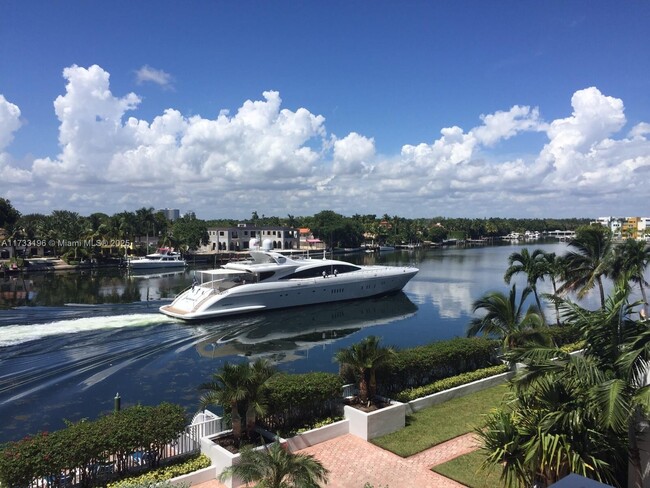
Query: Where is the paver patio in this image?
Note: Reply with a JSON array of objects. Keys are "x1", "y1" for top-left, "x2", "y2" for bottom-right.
[{"x1": 194, "y1": 432, "x2": 478, "y2": 488}]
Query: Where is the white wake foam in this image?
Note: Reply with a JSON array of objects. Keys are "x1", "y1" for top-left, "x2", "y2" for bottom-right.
[{"x1": 0, "y1": 314, "x2": 172, "y2": 347}]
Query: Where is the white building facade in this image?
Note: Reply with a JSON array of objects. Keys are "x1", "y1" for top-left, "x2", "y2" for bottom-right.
[{"x1": 202, "y1": 224, "x2": 300, "y2": 252}]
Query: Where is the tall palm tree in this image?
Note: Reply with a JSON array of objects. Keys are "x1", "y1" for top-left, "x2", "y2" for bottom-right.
[
  {"x1": 198, "y1": 362, "x2": 251, "y2": 443},
  {"x1": 539, "y1": 251, "x2": 566, "y2": 326},
  {"x1": 218, "y1": 441, "x2": 329, "y2": 488},
  {"x1": 560, "y1": 226, "x2": 613, "y2": 308},
  {"x1": 334, "y1": 336, "x2": 395, "y2": 405},
  {"x1": 611, "y1": 238, "x2": 650, "y2": 316},
  {"x1": 504, "y1": 248, "x2": 547, "y2": 323},
  {"x1": 467, "y1": 284, "x2": 547, "y2": 350}
]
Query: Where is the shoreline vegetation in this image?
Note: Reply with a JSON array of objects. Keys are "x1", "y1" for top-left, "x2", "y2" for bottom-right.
[{"x1": 1, "y1": 197, "x2": 596, "y2": 266}]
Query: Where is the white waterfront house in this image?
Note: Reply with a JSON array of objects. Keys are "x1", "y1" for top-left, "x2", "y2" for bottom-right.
[{"x1": 202, "y1": 223, "x2": 300, "y2": 252}]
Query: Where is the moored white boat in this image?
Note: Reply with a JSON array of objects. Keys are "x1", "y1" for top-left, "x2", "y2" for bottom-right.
[
  {"x1": 128, "y1": 249, "x2": 186, "y2": 269},
  {"x1": 160, "y1": 240, "x2": 418, "y2": 321}
]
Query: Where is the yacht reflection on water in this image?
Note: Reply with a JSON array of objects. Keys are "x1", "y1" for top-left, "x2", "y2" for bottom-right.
[{"x1": 193, "y1": 292, "x2": 418, "y2": 364}]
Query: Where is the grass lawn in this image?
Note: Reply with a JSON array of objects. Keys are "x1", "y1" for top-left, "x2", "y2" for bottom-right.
[
  {"x1": 371, "y1": 383, "x2": 508, "y2": 457},
  {"x1": 433, "y1": 450, "x2": 519, "y2": 488}
]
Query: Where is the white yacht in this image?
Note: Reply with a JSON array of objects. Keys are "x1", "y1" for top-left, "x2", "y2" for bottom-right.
[
  {"x1": 159, "y1": 240, "x2": 418, "y2": 321},
  {"x1": 128, "y1": 249, "x2": 186, "y2": 270}
]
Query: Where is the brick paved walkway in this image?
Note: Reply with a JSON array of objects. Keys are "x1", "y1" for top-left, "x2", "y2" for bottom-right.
[
  {"x1": 408, "y1": 432, "x2": 479, "y2": 468},
  {"x1": 194, "y1": 432, "x2": 479, "y2": 488}
]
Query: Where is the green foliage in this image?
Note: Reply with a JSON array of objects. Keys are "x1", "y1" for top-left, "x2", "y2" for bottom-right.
[
  {"x1": 0, "y1": 198, "x2": 21, "y2": 230},
  {"x1": 0, "y1": 403, "x2": 188, "y2": 488},
  {"x1": 261, "y1": 372, "x2": 344, "y2": 435},
  {"x1": 546, "y1": 324, "x2": 581, "y2": 346},
  {"x1": 171, "y1": 215, "x2": 209, "y2": 251},
  {"x1": 296, "y1": 416, "x2": 345, "y2": 434},
  {"x1": 218, "y1": 442, "x2": 329, "y2": 488},
  {"x1": 374, "y1": 337, "x2": 500, "y2": 396},
  {"x1": 309, "y1": 210, "x2": 364, "y2": 248},
  {"x1": 395, "y1": 364, "x2": 509, "y2": 402},
  {"x1": 107, "y1": 454, "x2": 210, "y2": 488}
]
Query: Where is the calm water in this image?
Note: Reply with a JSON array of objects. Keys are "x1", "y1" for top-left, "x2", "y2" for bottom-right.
[{"x1": 0, "y1": 241, "x2": 580, "y2": 443}]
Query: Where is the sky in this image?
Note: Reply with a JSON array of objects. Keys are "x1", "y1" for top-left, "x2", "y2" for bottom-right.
[{"x1": 1, "y1": 1, "x2": 649, "y2": 220}]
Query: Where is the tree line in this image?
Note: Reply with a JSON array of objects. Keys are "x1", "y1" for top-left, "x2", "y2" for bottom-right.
[{"x1": 1, "y1": 198, "x2": 594, "y2": 259}]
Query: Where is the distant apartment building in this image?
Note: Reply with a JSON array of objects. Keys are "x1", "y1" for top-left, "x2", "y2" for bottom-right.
[
  {"x1": 202, "y1": 223, "x2": 300, "y2": 252},
  {"x1": 594, "y1": 216, "x2": 650, "y2": 239},
  {"x1": 157, "y1": 208, "x2": 180, "y2": 221}
]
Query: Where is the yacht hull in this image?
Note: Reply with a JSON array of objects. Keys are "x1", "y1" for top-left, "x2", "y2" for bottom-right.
[{"x1": 160, "y1": 268, "x2": 418, "y2": 321}]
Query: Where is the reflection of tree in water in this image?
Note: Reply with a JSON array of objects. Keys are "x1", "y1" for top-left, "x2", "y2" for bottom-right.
[
  {"x1": 0, "y1": 276, "x2": 33, "y2": 308},
  {"x1": 27, "y1": 270, "x2": 143, "y2": 305}
]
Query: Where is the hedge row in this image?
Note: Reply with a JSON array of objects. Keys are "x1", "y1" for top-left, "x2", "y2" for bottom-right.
[
  {"x1": 375, "y1": 337, "x2": 500, "y2": 396},
  {"x1": 546, "y1": 324, "x2": 582, "y2": 346},
  {"x1": 394, "y1": 364, "x2": 510, "y2": 402},
  {"x1": 261, "y1": 372, "x2": 344, "y2": 436},
  {"x1": 107, "y1": 454, "x2": 210, "y2": 488},
  {"x1": 0, "y1": 403, "x2": 187, "y2": 488}
]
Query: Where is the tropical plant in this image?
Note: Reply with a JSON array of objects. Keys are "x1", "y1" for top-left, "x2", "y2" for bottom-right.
[
  {"x1": 199, "y1": 362, "x2": 250, "y2": 442},
  {"x1": 198, "y1": 359, "x2": 275, "y2": 443},
  {"x1": 218, "y1": 441, "x2": 329, "y2": 488},
  {"x1": 611, "y1": 238, "x2": 650, "y2": 317},
  {"x1": 560, "y1": 226, "x2": 614, "y2": 308},
  {"x1": 479, "y1": 279, "x2": 650, "y2": 487},
  {"x1": 334, "y1": 335, "x2": 396, "y2": 405},
  {"x1": 245, "y1": 359, "x2": 277, "y2": 437},
  {"x1": 539, "y1": 251, "x2": 566, "y2": 326},
  {"x1": 504, "y1": 248, "x2": 547, "y2": 323},
  {"x1": 467, "y1": 284, "x2": 548, "y2": 351}
]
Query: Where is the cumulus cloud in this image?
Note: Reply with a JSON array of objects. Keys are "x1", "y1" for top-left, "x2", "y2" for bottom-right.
[
  {"x1": 1, "y1": 65, "x2": 649, "y2": 218},
  {"x1": 0, "y1": 95, "x2": 22, "y2": 151},
  {"x1": 135, "y1": 65, "x2": 173, "y2": 88},
  {"x1": 332, "y1": 132, "x2": 375, "y2": 174}
]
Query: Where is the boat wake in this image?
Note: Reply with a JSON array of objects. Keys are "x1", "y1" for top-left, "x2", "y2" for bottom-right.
[{"x1": 0, "y1": 312, "x2": 173, "y2": 347}]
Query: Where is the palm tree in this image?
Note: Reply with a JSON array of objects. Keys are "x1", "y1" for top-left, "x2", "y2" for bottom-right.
[
  {"x1": 218, "y1": 441, "x2": 329, "y2": 488},
  {"x1": 199, "y1": 362, "x2": 250, "y2": 442},
  {"x1": 611, "y1": 238, "x2": 650, "y2": 317},
  {"x1": 334, "y1": 336, "x2": 396, "y2": 405},
  {"x1": 560, "y1": 226, "x2": 614, "y2": 308},
  {"x1": 504, "y1": 248, "x2": 547, "y2": 323},
  {"x1": 199, "y1": 359, "x2": 275, "y2": 443},
  {"x1": 539, "y1": 251, "x2": 566, "y2": 326},
  {"x1": 477, "y1": 351, "x2": 626, "y2": 487},
  {"x1": 467, "y1": 284, "x2": 547, "y2": 350},
  {"x1": 479, "y1": 280, "x2": 650, "y2": 487},
  {"x1": 245, "y1": 359, "x2": 276, "y2": 438}
]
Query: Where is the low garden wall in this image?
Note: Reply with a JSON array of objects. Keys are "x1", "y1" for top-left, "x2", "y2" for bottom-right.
[{"x1": 406, "y1": 370, "x2": 515, "y2": 413}]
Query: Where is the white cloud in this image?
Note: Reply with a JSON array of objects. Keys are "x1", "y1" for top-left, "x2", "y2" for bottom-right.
[
  {"x1": 333, "y1": 132, "x2": 375, "y2": 174},
  {"x1": 135, "y1": 65, "x2": 173, "y2": 88},
  {"x1": 1, "y1": 65, "x2": 650, "y2": 218},
  {"x1": 0, "y1": 95, "x2": 22, "y2": 151}
]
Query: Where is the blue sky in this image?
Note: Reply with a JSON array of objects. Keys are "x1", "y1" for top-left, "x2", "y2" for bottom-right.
[{"x1": 1, "y1": 1, "x2": 649, "y2": 219}]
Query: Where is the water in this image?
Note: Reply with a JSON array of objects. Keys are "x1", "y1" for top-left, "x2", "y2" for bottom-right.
[{"x1": 0, "y1": 241, "x2": 579, "y2": 443}]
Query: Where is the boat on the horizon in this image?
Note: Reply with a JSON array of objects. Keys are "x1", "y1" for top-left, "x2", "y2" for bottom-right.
[
  {"x1": 128, "y1": 248, "x2": 187, "y2": 270},
  {"x1": 160, "y1": 239, "x2": 418, "y2": 321}
]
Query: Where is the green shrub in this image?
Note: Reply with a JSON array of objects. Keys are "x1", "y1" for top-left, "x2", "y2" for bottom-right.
[
  {"x1": 394, "y1": 364, "x2": 509, "y2": 402},
  {"x1": 0, "y1": 403, "x2": 188, "y2": 488},
  {"x1": 107, "y1": 454, "x2": 210, "y2": 488},
  {"x1": 547, "y1": 324, "x2": 581, "y2": 346},
  {"x1": 560, "y1": 340, "x2": 585, "y2": 353},
  {"x1": 376, "y1": 337, "x2": 500, "y2": 396},
  {"x1": 261, "y1": 372, "x2": 344, "y2": 435},
  {"x1": 296, "y1": 416, "x2": 345, "y2": 434}
]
